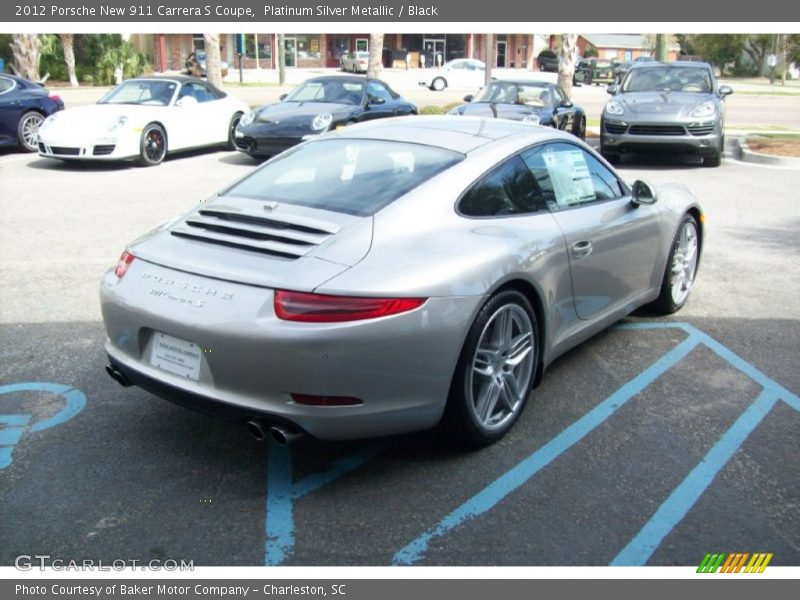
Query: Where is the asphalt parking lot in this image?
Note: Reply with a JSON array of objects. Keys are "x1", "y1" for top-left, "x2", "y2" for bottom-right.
[{"x1": 1, "y1": 145, "x2": 799, "y2": 567}]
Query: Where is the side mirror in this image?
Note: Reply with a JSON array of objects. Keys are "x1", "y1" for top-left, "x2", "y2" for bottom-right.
[
  {"x1": 719, "y1": 85, "x2": 733, "y2": 97},
  {"x1": 631, "y1": 180, "x2": 657, "y2": 206},
  {"x1": 558, "y1": 99, "x2": 573, "y2": 109},
  {"x1": 368, "y1": 95, "x2": 385, "y2": 105},
  {"x1": 606, "y1": 83, "x2": 618, "y2": 95},
  {"x1": 463, "y1": 94, "x2": 474, "y2": 102},
  {"x1": 279, "y1": 93, "x2": 288, "y2": 101},
  {"x1": 175, "y1": 96, "x2": 198, "y2": 107}
]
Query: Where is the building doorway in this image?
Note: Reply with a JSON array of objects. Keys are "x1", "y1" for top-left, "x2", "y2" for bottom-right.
[
  {"x1": 284, "y1": 36, "x2": 297, "y2": 67},
  {"x1": 496, "y1": 40, "x2": 507, "y2": 67},
  {"x1": 423, "y1": 37, "x2": 446, "y2": 67}
]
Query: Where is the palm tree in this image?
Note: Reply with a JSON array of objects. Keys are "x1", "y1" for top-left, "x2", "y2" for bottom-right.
[
  {"x1": 10, "y1": 34, "x2": 41, "y2": 81},
  {"x1": 203, "y1": 33, "x2": 223, "y2": 87},
  {"x1": 557, "y1": 34, "x2": 578, "y2": 99},
  {"x1": 60, "y1": 34, "x2": 79, "y2": 87},
  {"x1": 367, "y1": 34, "x2": 384, "y2": 78}
]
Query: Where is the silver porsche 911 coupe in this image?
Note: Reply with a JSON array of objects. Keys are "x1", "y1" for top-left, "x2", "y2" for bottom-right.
[{"x1": 101, "y1": 117, "x2": 703, "y2": 446}]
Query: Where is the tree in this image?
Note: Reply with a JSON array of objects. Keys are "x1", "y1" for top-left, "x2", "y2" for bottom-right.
[
  {"x1": 367, "y1": 33, "x2": 383, "y2": 79},
  {"x1": 484, "y1": 34, "x2": 493, "y2": 85},
  {"x1": 277, "y1": 34, "x2": 285, "y2": 85},
  {"x1": 60, "y1": 34, "x2": 78, "y2": 87},
  {"x1": 203, "y1": 34, "x2": 223, "y2": 87},
  {"x1": 10, "y1": 34, "x2": 41, "y2": 81},
  {"x1": 685, "y1": 34, "x2": 746, "y2": 76},
  {"x1": 655, "y1": 34, "x2": 669, "y2": 62},
  {"x1": 742, "y1": 35, "x2": 772, "y2": 75},
  {"x1": 557, "y1": 34, "x2": 577, "y2": 99}
]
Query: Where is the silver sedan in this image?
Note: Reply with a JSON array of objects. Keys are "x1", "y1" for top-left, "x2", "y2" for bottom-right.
[{"x1": 101, "y1": 117, "x2": 703, "y2": 446}]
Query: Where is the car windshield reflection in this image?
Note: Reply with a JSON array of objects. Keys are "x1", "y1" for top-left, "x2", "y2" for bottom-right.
[
  {"x1": 622, "y1": 66, "x2": 712, "y2": 93},
  {"x1": 98, "y1": 80, "x2": 178, "y2": 106},
  {"x1": 473, "y1": 82, "x2": 553, "y2": 107},
  {"x1": 284, "y1": 80, "x2": 366, "y2": 105}
]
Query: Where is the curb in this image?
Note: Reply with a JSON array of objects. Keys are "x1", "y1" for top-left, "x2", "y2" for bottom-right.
[{"x1": 729, "y1": 136, "x2": 800, "y2": 168}]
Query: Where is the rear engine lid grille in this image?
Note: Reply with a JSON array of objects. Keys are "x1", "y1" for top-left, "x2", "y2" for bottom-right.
[{"x1": 170, "y1": 205, "x2": 340, "y2": 260}]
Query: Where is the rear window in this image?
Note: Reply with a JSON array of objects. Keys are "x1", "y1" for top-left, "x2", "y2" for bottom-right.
[{"x1": 222, "y1": 139, "x2": 464, "y2": 216}]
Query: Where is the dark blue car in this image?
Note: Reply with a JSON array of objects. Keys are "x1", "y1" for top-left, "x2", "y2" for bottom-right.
[{"x1": 0, "y1": 74, "x2": 64, "y2": 152}]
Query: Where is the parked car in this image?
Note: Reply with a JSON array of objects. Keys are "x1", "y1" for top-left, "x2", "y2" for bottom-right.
[
  {"x1": 234, "y1": 75, "x2": 417, "y2": 159},
  {"x1": 448, "y1": 79, "x2": 586, "y2": 139},
  {"x1": 37, "y1": 76, "x2": 248, "y2": 166},
  {"x1": 600, "y1": 61, "x2": 732, "y2": 167},
  {"x1": 581, "y1": 58, "x2": 616, "y2": 85},
  {"x1": 537, "y1": 49, "x2": 558, "y2": 72},
  {"x1": 102, "y1": 116, "x2": 703, "y2": 447},
  {"x1": 0, "y1": 74, "x2": 64, "y2": 152},
  {"x1": 418, "y1": 58, "x2": 486, "y2": 91},
  {"x1": 340, "y1": 51, "x2": 370, "y2": 73},
  {"x1": 185, "y1": 51, "x2": 229, "y2": 78}
]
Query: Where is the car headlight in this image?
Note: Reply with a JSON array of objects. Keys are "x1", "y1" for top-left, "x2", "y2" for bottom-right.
[
  {"x1": 690, "y1": 101, "x2": 716, "y2": 118},
  {"x1": 239, "y1": 110, "x2": 255, "y2": 127},
  {"x1": 107, "y1": 116, "x2": 128, "y2": 133},
  {"x1": 605, "y1": 100, "x2": 625, "y2": 116},
  {"x1": 39, "y1": 113, "x2": 58, "y2": 130},
  {"x1": 311, "y1": 112, "x2": 333, "y2": 131}
]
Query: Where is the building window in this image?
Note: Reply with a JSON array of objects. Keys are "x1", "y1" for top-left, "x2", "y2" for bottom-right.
[
  {"x1": 245, "y1": 35, "x2": 272, "y2": 60},
  {"x1": 192, "y1": 34, "x2": 205, "y2": 52}
]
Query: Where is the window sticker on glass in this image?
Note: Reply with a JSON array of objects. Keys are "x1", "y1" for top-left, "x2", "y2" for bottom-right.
[{"x1": 542, "y1": 150, "x2": 596, "y2": 206}]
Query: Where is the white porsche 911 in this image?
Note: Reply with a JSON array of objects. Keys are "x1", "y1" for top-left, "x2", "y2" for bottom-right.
[{"x1": 37, "y1": 76, "x2": 249, "y2": 166}]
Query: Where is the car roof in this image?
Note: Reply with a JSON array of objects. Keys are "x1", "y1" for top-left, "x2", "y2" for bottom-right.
[
  {"x1": 322, "y1": 116, "x2": 560, "y2": 154},
  {"x1": 489, "y1": 79, "x2": 554, "y2": 87}
]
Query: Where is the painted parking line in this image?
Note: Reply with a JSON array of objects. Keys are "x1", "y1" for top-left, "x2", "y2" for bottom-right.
[
  {"x1": 265, "y1": 438, "x2": 390, "y2": 565},
  {"x1": 392, "y1": 322, "x2": 798, "y2": 565},
  {"x1": 0, "y1": 382, "x2": 87, "y2": 470},
  {"x1": 260, "y1": 322, "x2": 798, "y2": 566}
]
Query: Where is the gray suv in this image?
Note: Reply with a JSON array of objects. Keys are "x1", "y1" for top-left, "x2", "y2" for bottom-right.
[{"x1": 600, "y1": 61, "x2": 733, "y2": 167}]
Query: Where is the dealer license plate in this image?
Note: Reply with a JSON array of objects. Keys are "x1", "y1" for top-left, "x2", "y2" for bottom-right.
[{"x1": 150, "y1": 332, "x2": 202, "y2": 381}]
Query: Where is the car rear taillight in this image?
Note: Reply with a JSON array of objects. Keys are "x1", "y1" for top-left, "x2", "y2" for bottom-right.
[
  {"x1": 274, "y1": 290, "x2": 426, "y2": 323},
  {"x1": 114, "y1": 251, "x2": 135, "y2": 278},
  {"x1": 291, "y1": 393, "x2": 363, "y2": 406}
]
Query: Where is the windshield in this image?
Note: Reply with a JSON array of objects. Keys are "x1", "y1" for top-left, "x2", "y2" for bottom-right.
[
  {"x1": 98, "y1": 79, "x2": 177, "y2": 106},
  {"x1": 473, "y1": 81, "x2": 553, "y2": 107},
  {"x1": 284, "y1": 79, "x2": 365, "y2": 105},
  {"x1": 622, "y1": 66, "x2": 713, "y2": 93},
  {"x1": 221, "y1": 139, "x2": 464, "y2": 216}
]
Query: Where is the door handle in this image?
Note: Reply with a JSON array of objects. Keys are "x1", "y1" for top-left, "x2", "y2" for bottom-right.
[{"x1": 571, "y1": 240, "x2": 593, "y2": 259}]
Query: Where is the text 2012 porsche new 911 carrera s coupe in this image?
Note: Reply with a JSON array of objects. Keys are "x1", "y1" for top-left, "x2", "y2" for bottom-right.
[{"x1": 101, "y1": 117, "x2": 703, "y2": 446}]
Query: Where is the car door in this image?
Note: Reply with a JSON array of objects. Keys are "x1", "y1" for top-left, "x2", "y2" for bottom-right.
[
  {"x1": 552, "y1": 87, "x2": 575, "y2": 132},
  {"x1": 520, "y1": 142, "x2": 661, "y2": 321},
  {"x1": 170, "y1": 82, "x2": 226, "y2": 148},
  {"x1": 362, "y1": 80, "x2": 399, "y2": 121},
  {"x1": 0, "y1": 77, "x2": 23, "y2": 145}
]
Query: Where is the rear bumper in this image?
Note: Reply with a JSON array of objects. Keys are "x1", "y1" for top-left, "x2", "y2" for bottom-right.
[{"x1": 101, "y1": 260, "x2": 482, "y2": 441}]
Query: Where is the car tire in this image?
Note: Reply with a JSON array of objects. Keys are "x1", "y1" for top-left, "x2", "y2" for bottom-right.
[
  {"x1": 445, "y1": 289, "x2": 539, "y2": 446},
  {"x1": 573, "y1": 115, "x2": 586, "y2": 140},
  {"x1": 650, "y1": 214, "x2": 701, "y2": 314},
  {"x1": 431, "y1": 77, "x2": 447, "y2": 91},
  {"x1": 138, "y1": 123, "x2": 167, "y2": 166},
  {"x1": 225, "y1": 112, "x2": 243, "y2": 150},
  {"x1": 703, "y1": 138, "x2": 723, "y2": 167},
  {"x1": 17, "y1": 111, "x2": 44, "y2": 152}
]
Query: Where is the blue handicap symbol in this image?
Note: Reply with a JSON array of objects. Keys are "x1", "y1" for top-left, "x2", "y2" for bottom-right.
[{"x1": 0, "y1": 382, "x2": 87, "y2": 469}]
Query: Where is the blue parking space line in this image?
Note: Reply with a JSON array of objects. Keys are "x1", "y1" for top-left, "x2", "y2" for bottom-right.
[
  {"x1": 265, "y1": 438, "x2": 390, "y2": 565},
  {"x1": 610, "y1": 389, "x2": 780, "y2": 566},
  {"x1": 392, "y1": 332, "x2": 701, "y2": 565}
]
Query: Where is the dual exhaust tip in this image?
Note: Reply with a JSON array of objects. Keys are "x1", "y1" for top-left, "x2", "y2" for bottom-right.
[
  {"x1": 105, "y1": 363, "x2": 304, "y2": 446},
  {"x1": 246, "y1": 420, "x2": 304, "y2": 446}
]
